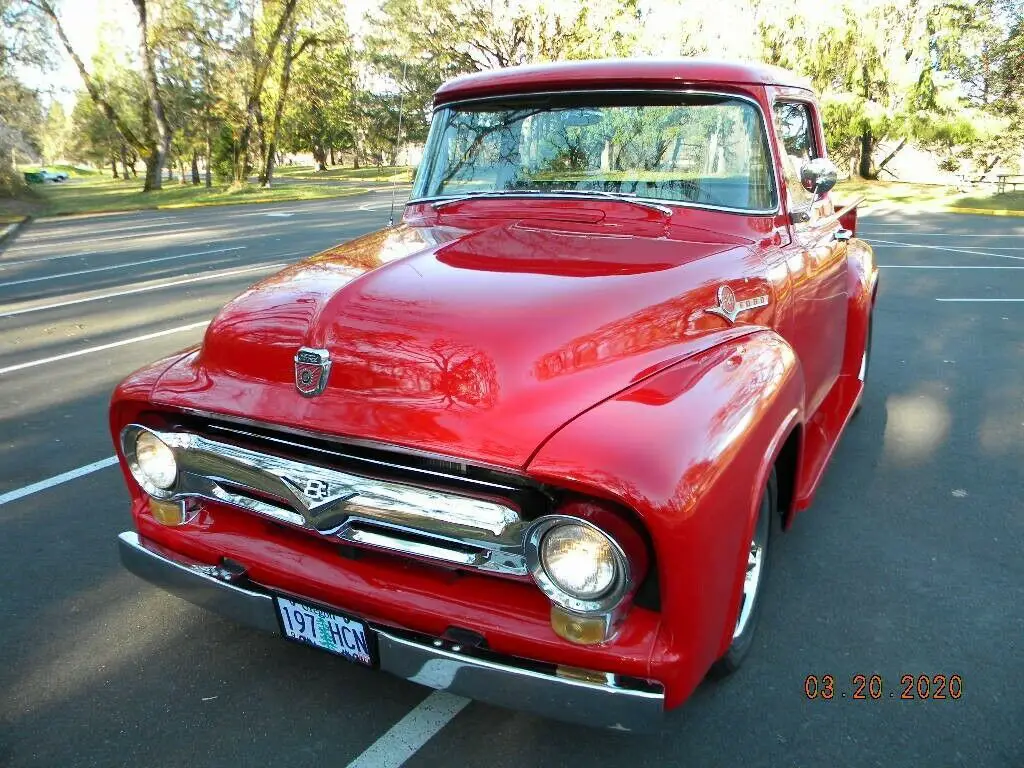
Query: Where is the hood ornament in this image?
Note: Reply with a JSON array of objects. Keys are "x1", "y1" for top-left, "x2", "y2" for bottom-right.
[
  {"x1": 294, "y1": 347, "x2": 331, "y2": 397},
  {"x1": 706, "y1": 285, "x2": 769, "y2": 324}
]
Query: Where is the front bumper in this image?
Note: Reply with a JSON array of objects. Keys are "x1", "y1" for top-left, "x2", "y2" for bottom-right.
[{"x1": 118, "y1": 531, "x2": 664, "y2": 731}]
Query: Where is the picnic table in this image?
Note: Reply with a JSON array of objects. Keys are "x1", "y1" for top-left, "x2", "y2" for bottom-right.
[{"x1": 996, "y1": 174, "x2": 1024, "y2": 193}]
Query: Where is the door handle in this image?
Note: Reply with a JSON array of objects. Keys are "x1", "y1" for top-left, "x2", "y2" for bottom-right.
[{"x1": 833, "y1": 228, "x2": 853, "y2": 242}]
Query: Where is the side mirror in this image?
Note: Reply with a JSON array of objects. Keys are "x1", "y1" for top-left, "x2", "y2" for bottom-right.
[{"x1": 799, "y1": 158, "x2": 838, "y2": 198}]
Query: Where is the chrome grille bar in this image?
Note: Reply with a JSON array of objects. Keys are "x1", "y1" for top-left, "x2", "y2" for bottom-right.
[{"x1": 122, "y1": 425, "x2": 532, "y2": 575}]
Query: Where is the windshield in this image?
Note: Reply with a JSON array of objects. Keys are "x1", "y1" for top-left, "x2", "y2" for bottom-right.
[{"x1": 412, "y1": 92, "x2": 777, "y2": 212}]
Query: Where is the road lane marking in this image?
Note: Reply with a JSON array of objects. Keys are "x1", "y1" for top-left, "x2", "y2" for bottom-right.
[
  {"x1": 4, "y1": 219, "x2": 184, "y2": 249},
  {"x1": 879, "y1": 265, "x2": 1024, "y2": 269},
  {"x1": 936, "y1": 298, "x2": 1024, "y2": 302},
  {"x1": 345, "y1": 691, "x2": 469, "y2": 768},
  {"x1": 0, "y1": 262, "x2": 287, "y2": 318},
  {"x1": 862, "y1": 232, "x2": 1024, "y2": 237},
  {"x1": 866, "y1": 239, "x2": 1024, "y2": 262},
  {"x1": 0, "y1": 456, "x2": 118, "y2": 507},
  {"x1": 1, "y1": 227, "x2": 198, "y2": 253},
  {"x1": 0, "y1": 246, "x2": 246, "y2": 288},
  {"x1": 0, "y1": 321, "x2": 209, "y2": 375},
  {"x1": 0, "y1": 251, "x2": 97, "y2": 268}
]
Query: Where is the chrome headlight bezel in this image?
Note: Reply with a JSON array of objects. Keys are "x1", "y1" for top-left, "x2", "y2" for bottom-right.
[
  {"x1": 121, "y1": 425, "x2": 179, "y2": 499},
  {"x1": 525, "y1": 515, "x2": 631, "y2": 614}
]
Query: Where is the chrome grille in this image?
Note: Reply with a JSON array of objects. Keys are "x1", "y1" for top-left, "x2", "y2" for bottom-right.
[{"x1": 122, "y1": 425, "x2": 534, "y2": 575}]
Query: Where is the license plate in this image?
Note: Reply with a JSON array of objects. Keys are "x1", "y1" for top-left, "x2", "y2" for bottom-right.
[{"x1": 275, "y1": 596, "x2": 374, "y2": 666}]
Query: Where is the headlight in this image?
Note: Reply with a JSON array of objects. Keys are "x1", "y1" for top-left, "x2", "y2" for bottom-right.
[
  {"x1": 526, "y1": 516, "x2": 630, "y2": 614},
  {"x1": 124, "y1": 427, "x2": 178, "y2": 496},
  {"x1": 540, "y1": 523, "x2": 616, "y2": 599}
]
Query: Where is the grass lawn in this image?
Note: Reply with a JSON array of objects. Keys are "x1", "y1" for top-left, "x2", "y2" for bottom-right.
[
  {"x1": 274, "y1": 164, "x2": 414, "y2": 183},
  {"x1": 32, "y1": 176, "x2": 369, "y2": 216},
  {"x1": 833, "y1": 178, "x2": 1024, "y2": 213}
]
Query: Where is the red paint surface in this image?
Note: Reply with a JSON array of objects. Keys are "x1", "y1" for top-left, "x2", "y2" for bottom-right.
[{"x1": 110, "y1": 61, "x2": 877, "y2": 714}]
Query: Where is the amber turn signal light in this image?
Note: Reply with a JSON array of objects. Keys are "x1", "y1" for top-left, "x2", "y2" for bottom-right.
[
  {"x1": 550, "y1": 605, "x2": 611, "y2": 645},
  {"x1": 148, "y1": 498, "x2": 190, "y2": 526}
]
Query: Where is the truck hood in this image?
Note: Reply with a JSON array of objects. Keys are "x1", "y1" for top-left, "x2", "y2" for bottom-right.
[{"x1": 152, "y1": 220, "x2": 767, "y2": 468}]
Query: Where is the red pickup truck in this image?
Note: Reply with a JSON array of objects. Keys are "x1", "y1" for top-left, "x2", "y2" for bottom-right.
[{"x1": 113, "y1": 59, "x2": 876, "y2": 731}]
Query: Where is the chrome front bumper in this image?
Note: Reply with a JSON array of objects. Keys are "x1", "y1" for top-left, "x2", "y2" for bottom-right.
[{"x1": 117, "y1": 531, "x2": 664, "y2": 731}]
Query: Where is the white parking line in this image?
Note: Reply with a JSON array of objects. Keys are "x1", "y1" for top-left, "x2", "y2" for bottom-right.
[
  {"x1": 936, "y1": 298, "x2": 1024, "y2": 302},
  {"x1": 0, "y1": 261, "x2": 287, "y2": 318},
  {"x1": 866, "y1": 238, "x2": 1024, "y2": 262},
  {"x1": 345, "y1": 691, "x2": 469, "y2": 768},
  {"x1": 879, "y1": 265, "x2": 1024, "y2": 269},
  {"x1": 0, "y1": 246, "x2": 246, "y2": 288},
  {"x1": 0, "y1": 456, "x2": 118, "y2": 507},
  {"x1": 0, "y1": 320, "x2": 208, "y2": 375}
]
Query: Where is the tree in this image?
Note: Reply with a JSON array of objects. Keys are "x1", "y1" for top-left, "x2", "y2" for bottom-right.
[
  {"x1": 1, "y1": 0, "x2": 50, "y2": 195},
  {"x1": 758, "y1": 1, "x2": 999, "y2": 179},
  {"x1": 27, "y1": 0, "x2": 173, "y2": 190},
  {"x1": 41, "y1": 101, "x2": 70, "y2": 164},
  {"x1": 232, "y1": 0, "x2": 299, "y2": 182}
]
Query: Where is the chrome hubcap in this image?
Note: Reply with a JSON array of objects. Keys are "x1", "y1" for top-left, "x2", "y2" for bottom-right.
[{"x1": 733, "y1": 510, "x2": 767, "y2": 640}]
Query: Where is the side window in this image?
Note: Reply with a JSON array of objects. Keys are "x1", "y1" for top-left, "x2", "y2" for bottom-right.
[{"x1": 772, "y1": 102, "x2": 818, "y2": 210}]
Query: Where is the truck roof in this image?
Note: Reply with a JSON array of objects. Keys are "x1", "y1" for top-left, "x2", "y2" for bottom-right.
[{"x1": 434, "y1": 58, "x2": 813, "y2": 104}]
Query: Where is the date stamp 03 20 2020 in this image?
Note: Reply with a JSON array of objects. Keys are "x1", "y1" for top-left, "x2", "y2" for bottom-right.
[{"x1": 804, "y1": 674, "x2": 964, "y2": 701}]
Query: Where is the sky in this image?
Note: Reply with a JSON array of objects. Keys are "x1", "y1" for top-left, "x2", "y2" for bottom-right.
[{"x1": 18, "y1": 0, "x2": 132, "y2": 109}]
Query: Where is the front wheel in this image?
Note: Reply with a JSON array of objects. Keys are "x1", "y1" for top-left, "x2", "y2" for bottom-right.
[{"x1": 711, "y1": 469, "x2": 776, "y2": 676}]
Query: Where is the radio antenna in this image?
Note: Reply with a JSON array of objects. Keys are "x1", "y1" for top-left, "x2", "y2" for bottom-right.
[{"x1": 388, "y1": 59, "x2": 409, "y2": 228}]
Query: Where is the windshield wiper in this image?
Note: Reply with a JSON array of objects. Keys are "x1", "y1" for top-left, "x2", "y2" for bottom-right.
[
  {"x1": 548, "y1": 189, "x2": 673, "y2": 216},
  {"x1": 430, "y1": 188, "x2": 673, "y2": 216},
  {"x1": 430, "y1": 190, "x2": 543, "y2": 209}
]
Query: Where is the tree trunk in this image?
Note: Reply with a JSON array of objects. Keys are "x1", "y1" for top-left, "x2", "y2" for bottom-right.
[
  {"x1": 120, "y1": 145, "x2": 130, "y2": 180},
  {"x1": 875, "y1": 138, "x2": 908, "y2": 175},
  {"x1": 110, "y1": 152, "x2": 119, "y2": 179},
  {"x1": 191, "y1": 151, "x2": 200, "y2": 184},
  {"x1": 179, "y1": 159, "x2": 188, "y2": 184},
  {"x1": 329, "y1": 146, "x2": 336, "y2": 166},
  {"x1": 130, "y1": 0, "x2": 171, "y2": 191},
  {"x1": 205, "y1": 131, "x2": 212, "y2": 188},
  {"x1": 312, "y1": 145, "x2": 327, "y2": 172},
  {"x1": 144, "y1": 155, "x2": 161, "y2": 191},
  {"x1": 260, "y1": 25, "x2": 298, "y2": 188},
  {"x1": 857, "y1": 129, "x2": 875, "y2": 180}
]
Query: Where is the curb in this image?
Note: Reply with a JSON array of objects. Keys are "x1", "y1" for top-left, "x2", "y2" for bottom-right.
[
  {"x1": 31, "y1": 187, "x2": 372, "y2": 222},
  {"x1": 940, "y1": 206, "x2": 1024, "y2": 218},
  {"x1": 0, "y1": 216, "x2": 29, "y2": 249}
]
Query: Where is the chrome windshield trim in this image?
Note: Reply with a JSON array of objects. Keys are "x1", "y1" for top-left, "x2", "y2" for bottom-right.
[
  {"x1": 412, "y1": 88, "x2": 781, "y2": 216},
  {"x1": 430, "y1": 190, "x2": 674, "y2": 216}
]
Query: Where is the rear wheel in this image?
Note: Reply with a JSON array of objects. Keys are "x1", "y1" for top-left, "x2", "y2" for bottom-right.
[{"x1": 712, "y1": 469, "x2": 776, "y2": 676}]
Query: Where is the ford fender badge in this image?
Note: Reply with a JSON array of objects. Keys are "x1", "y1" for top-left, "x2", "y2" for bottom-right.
[
  {"x1": 294, "y1": 347, "x2": 331, "y2": 396},
  {"x1": 706, "y1": 285, "x2": 769, "y2": 324}
]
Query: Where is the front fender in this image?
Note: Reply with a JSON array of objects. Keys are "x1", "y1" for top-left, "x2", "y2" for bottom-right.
[
  {"x1": 842, "y1": 238, "x2": 878, "y2": 377},
  {"x1": 526, "y1": 330, "x2": 804, "y2": 707}
]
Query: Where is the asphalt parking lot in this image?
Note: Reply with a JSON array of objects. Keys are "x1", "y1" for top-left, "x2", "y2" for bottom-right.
[{"x1": 1, "y1": 198, "x2": 1021, "y2": 767}]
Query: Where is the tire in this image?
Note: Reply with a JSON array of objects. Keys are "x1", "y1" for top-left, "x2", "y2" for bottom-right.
[{"x1": 711, "y1": 468, "x2": 776, "y2": 676}]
